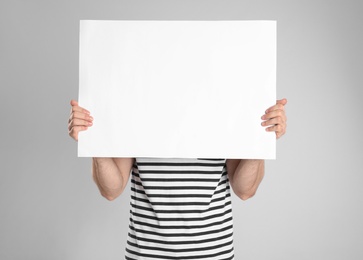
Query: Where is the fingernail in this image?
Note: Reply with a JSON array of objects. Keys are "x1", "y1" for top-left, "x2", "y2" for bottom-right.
[
  {"x1": 88, "y1": 121, "x2": 93, "y2": 126},
  {"x1": 89, "y1": 116, "x2": 93, "y2": 120},
  {"x1": 261, "y1": 115, "x2": 265, "y2": 119}
]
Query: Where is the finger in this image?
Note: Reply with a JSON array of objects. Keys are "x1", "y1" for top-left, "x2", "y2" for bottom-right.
[
  {"x1": 265, "y1": 98, "x2": 288, "y2": 113},
  {"x1": 276, "y1": 98, "x2": 288, "y2": 106},
  {"x1": 265, "y1": 103, "x2": 285, "y2": 114},
  {"x1": 70, "y1": 100, "x2": 90, "y2": 114},
  {"x1": 71, "y1": 105, "x2": 91, "y2": 115},
  {"x1": 265, "y1": 124, "x2": 283, "y2": 133},
  {"x1": 70, "y1": 111, "x2": 93, "y2": 121},
  {"x1": 69, "y1": 125, "x2": 89, "y2": 141},
  {"x1": 70, "y1": 99, "x2": 91, "y2": 114},
  {"x1": 261, "y1": 117, "x2": 284, "y2": 127},
  {"x1": 68, "y1": 111, "x2": 93, "y2": 125},
  {"x1": 261, "y1": 110, "x2": 285, "y2": 121},
  {"x1": 266, "y1": 125, "x2": 286, "y2": 140},
  {"x1": 68, "y1": 118, "x2": 93, "y2": 130}
]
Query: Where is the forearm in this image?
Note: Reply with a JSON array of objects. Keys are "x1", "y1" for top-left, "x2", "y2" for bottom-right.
[
  {"x1": 227, "y1": 159, "x2": 265, "y2": 200},
  {"x1": 92, "y1": 158, "x2": 131, "y2": 201}
]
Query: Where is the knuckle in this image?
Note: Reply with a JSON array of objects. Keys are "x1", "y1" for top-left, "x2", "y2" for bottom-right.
[
  {"x1": 68, "y1": 119, "x2": 74, "y2": 127},
  {"x1": 70, "y1": 111, "x2": 75, "y2": 119}
]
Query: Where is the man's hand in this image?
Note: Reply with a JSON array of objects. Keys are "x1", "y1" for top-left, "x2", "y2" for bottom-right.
[
  {"x1": 261, "y1": 98, "x2": 287, "y2": 139},
  {"x1": 68, "y1": 99, "x2": 93, "y2": 141}
]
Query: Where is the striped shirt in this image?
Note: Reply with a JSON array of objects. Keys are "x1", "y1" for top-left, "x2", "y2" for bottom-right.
[{"x1": 125, "y1": 157, "x2": 235, "y2": 260}]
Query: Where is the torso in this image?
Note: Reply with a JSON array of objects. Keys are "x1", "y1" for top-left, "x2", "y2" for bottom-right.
[{"x1": 125, "y1": 157, "x2": 235, "y2": 260}]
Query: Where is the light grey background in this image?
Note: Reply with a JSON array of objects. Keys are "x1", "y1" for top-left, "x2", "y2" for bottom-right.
[{"x1": 1, "y1": 0, "x2": 362, "y2": 259}]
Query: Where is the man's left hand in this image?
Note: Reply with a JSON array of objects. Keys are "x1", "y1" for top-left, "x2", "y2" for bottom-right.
[{"x1": 261, "y1": 98, "x2": 288, "y2": 139}]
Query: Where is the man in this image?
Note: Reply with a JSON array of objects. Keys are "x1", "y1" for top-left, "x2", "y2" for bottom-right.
[{"x1": 68, "y1": 98, "x2": 287, "y2": 259}]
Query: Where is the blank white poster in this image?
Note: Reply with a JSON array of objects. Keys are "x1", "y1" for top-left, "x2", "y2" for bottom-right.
[{"x1": 78, "y1": 20, "x2": 276, "y2": 159}]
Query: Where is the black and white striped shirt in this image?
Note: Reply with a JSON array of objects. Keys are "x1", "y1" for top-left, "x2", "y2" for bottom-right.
[{"x1": 125, "y1": 157, "x2": 234, "y2": 260}]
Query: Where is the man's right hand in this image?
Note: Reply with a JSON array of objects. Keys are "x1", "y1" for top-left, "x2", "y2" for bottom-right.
[{"x1": 68, "y1": 99, "x2": 93, "y2": 141}]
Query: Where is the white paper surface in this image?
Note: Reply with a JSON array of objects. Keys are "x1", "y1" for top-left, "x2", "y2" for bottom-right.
[{"x1": 78, "y1": 20, "x2": 276, "y2": 159}]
